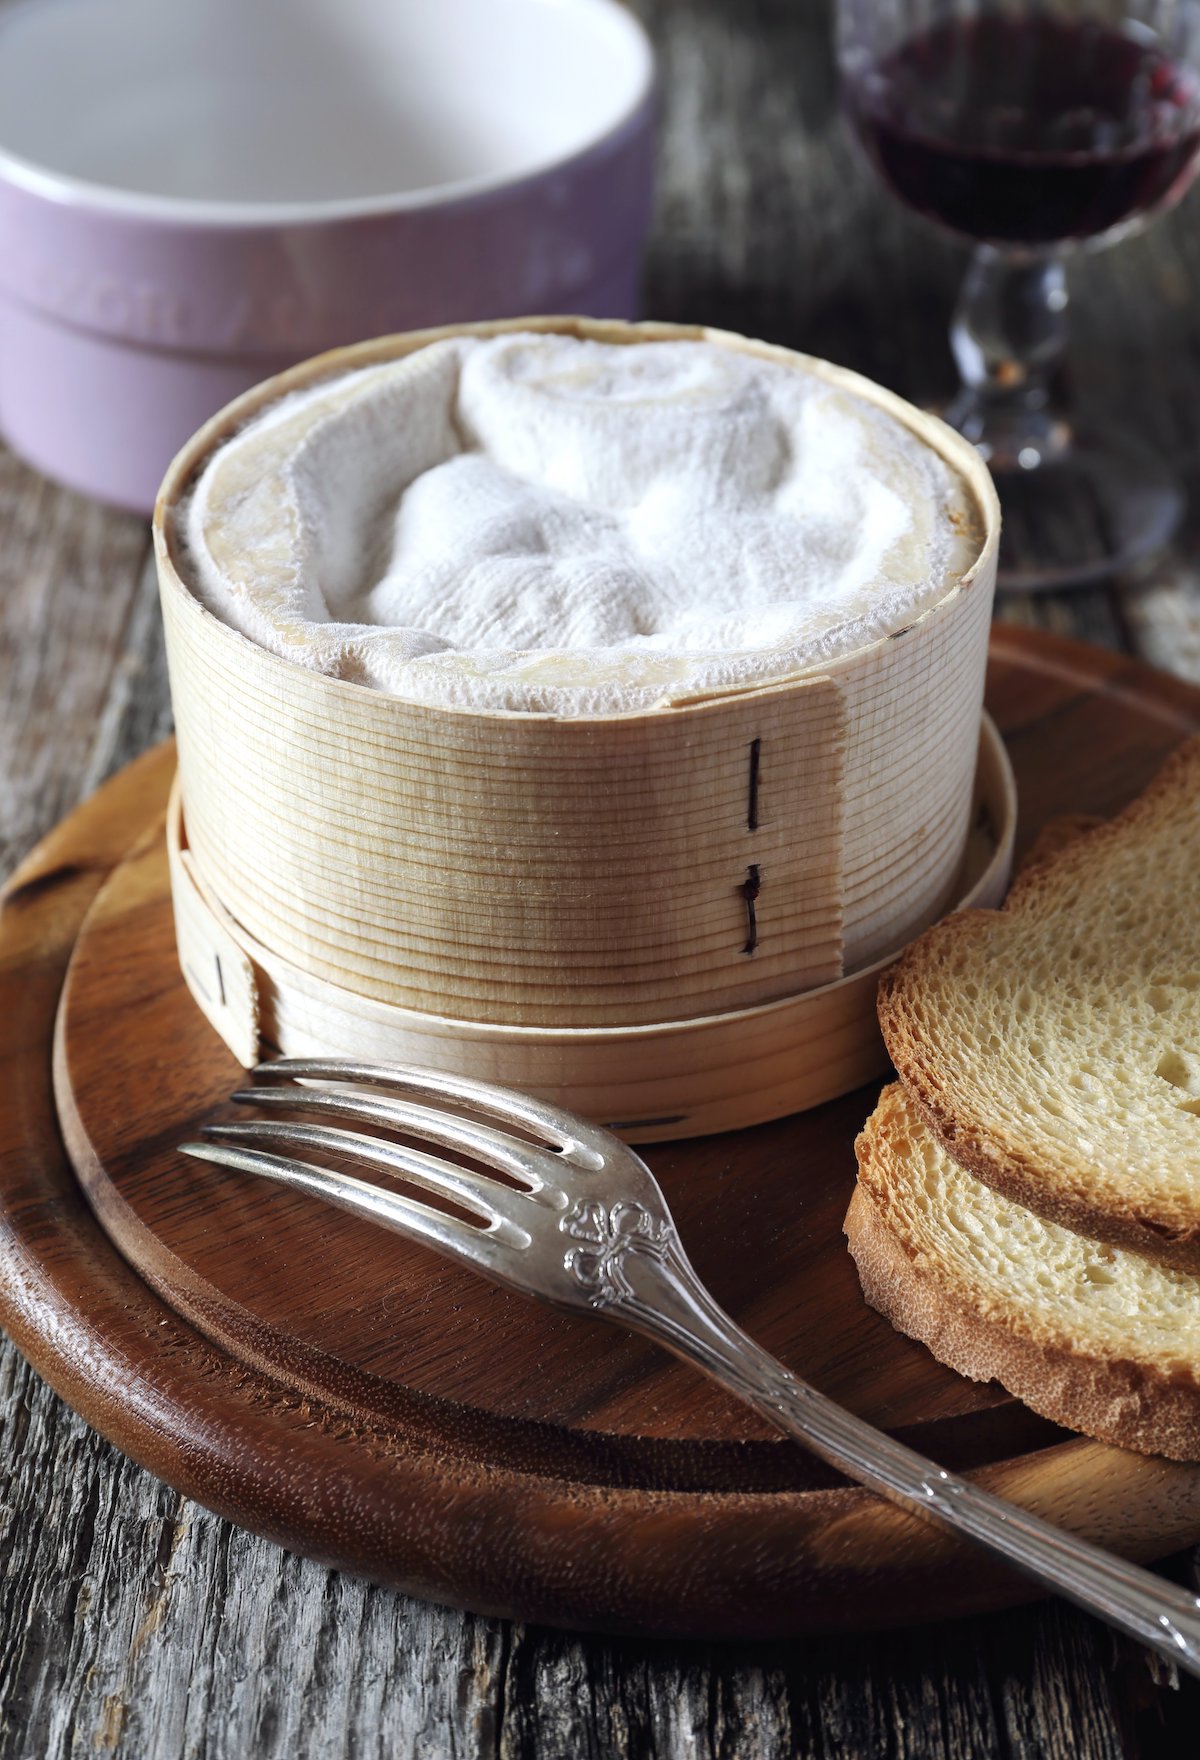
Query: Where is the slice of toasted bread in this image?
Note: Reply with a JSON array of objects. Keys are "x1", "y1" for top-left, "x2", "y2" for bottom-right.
[
  {"x1": 847, "y1": 1084, "x2": 1200, "y2": 1459},
  {"x1": 878, "y1": 735, "x2": 1200, "y2": 1267}
]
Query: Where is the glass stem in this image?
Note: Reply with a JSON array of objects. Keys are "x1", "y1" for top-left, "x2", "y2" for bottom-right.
[{"x1": 947, "y1": 245, "x2": 1071, "y2": 471}]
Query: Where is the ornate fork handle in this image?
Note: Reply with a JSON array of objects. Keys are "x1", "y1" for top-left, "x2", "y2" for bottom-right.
[
  {"x1": 605, "y1": 1229, "x2": 1200, "y2": 1672},
  {"x1": 191, "y1": 1065, "x2": 1200, "y2": 1671}
]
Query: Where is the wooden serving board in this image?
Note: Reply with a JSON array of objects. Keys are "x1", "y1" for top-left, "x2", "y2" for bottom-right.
[{"x1": 6, "y1": 627, "x2": 1200, "y2": 1639}]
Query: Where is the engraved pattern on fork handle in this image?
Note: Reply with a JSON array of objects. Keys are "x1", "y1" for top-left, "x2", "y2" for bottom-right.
[
  {"x1": 605, "y1": 1238, "x2": 1200, "y2": 1674},
  {"x1": 189, "y1": 1072, "x2": 1200, "y2": 1672}
]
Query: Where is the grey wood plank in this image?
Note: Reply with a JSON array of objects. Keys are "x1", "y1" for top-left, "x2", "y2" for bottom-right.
[{"x1": 0, "y1": 451, "x2": 150, "y2": 876}]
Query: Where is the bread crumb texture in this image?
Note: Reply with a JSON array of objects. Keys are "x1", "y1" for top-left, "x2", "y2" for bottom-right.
[
  {"x1": 848, "y1": 1084, "x2": 1200, "y2": 1458},
  {"x1": 878, "y1": 735, "x2": 1200, "y2": 1265}
]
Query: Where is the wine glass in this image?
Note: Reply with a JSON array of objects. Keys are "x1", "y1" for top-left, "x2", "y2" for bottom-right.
[{"x1": 837, "y1": 0, "x2": 1200, "y2": 590}]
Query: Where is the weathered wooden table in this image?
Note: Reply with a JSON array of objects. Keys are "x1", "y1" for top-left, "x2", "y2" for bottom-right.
[{"x1": 4, "y1": 1, "x2": 1200, "y2": 1752}]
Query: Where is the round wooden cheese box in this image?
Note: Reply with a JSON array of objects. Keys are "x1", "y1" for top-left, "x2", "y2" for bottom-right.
[{"x1": 154, "y1": 317, "x2": 1004, "y2": 1138}]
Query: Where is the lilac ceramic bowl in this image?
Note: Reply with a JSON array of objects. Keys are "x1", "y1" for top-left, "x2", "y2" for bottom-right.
[{"x1": 0, "y1": 0, "x2": 656, "y2": 512}]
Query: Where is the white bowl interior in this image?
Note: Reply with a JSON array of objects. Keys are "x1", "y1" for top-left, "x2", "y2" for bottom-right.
[{"x1": 0, "y1": 0, "x2": 652, "y2": 212}]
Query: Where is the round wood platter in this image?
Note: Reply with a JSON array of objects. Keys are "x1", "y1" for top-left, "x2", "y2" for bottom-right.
[{"x1": 6, "y1": 627, "x2": 1200, "y2": 1640}]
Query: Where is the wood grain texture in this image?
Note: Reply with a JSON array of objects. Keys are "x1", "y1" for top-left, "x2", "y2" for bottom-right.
[
  {"x1": 4, "y1": 0, "x2": 1200, "y2": 1751},
  {"x1": 14, "y1": 633, "x2": 1197, "y2": 1638},
  {"x1": 164, "y1": 716, "x2": 1015, "y2": 1139},
  {"x1": 158, "y1": 317, "x2": 999, "y2": 1030}
]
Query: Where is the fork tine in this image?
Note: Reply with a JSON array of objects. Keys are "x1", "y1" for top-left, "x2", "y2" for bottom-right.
[
  {"x1": 201, "y1": 1118, "x2": 562, "y2": 1227},
  {"x1": 253, "y1": 1058, "x2": 608, "y2": 1171},
  {"x1": 179, "y1": 1139, "x2": 533, "y2": 1256},
  {"x1": 230, "y1": 1086, "x2": 570, "y2": 1196}
]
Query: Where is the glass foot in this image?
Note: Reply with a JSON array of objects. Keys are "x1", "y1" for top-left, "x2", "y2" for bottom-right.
[{"x1": 977, "y1": 428, "x2": 1183, "y2": 594}]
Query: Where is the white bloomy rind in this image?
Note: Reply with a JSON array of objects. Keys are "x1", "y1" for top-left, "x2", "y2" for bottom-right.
[{"x1": 182, "y1": 331, "x2": 980, "y2": 714}]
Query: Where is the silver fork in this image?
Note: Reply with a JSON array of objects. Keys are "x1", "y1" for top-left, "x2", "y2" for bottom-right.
[{"x1": 181, "y1": 1057, "x2": 1200, "y2": 1670}]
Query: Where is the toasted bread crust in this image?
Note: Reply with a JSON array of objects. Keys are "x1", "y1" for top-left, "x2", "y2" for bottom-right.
[
  {"x1": 847, "y1": 1088, "x2": 1200, "y2": 1459},
  {"x1": 878, "y1": 735, "x2": 1200, "y2": 1268}
]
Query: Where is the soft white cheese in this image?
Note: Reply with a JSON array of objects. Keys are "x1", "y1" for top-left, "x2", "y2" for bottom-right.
[{"x1": 181, "y1": 332, "x2": 980, "y2": 714}]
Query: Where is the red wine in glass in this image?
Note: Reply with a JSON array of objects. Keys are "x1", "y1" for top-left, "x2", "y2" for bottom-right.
[
  {"x1": 837, "y1": 1, "x2": 1200, "y2": 589},
  {"x1": 845, "y1": 14, "x2": 1200, "y2": 246}
]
